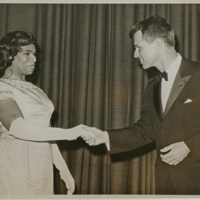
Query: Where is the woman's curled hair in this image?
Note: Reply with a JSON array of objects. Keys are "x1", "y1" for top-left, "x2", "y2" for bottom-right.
[{"x1": 0, "y1": 30, "x2": 36, "y2": 74}]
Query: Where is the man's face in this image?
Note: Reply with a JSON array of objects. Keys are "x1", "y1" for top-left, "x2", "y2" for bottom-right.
[{"x1": 133, "y1": 30, "x2": 158, "y2": 69}]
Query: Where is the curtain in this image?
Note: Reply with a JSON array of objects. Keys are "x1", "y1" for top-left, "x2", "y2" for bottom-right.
[{"x1": 0, "y1": 4, "x2": 199, "y2": 194}]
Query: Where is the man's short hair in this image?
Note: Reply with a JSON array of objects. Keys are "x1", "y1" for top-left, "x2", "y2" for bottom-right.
[{"x1": 129, "y1": 15, "x2": 175, "y2": 47}]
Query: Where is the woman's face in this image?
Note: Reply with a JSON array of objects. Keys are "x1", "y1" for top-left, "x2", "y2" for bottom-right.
[{"x1": 10, "y1": 44, "x2": 36, "y2": 76}]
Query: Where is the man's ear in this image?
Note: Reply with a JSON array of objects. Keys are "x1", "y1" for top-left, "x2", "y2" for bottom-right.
[{"x1": 155, "y1": 39, "x2": 163, "y2": 52}]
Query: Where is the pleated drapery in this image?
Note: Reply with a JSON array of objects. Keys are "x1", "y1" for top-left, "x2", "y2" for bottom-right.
[{"x1": 0, "y1": 4, "x2": 199, "y2": 194}]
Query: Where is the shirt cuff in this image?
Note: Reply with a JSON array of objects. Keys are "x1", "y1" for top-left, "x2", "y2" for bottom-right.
[{"x1": 103, "y1": 131, "x2": 110, "y2": 151}]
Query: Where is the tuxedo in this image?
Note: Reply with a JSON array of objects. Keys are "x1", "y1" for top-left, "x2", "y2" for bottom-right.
[{"x1": 107, "y1": 58, "x2": 200, "y2": 194}]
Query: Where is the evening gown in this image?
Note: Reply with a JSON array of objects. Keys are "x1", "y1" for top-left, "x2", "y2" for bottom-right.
[{"x1": 0, "y1": 78, "x2": 56, "y2": 196}]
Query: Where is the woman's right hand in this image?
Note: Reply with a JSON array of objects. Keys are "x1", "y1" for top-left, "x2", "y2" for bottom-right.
[{"x1": 67, "y1": 124, "x2": 95, "y2": 141}]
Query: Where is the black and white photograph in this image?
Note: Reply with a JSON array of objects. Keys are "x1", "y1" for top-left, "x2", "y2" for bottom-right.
[{"x1": 0, "y1": 2, "x2": 200, "y2": 199}]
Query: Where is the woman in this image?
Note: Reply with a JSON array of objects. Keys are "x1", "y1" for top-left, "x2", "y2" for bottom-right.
[{"x1": 0, "y1": 31, "x2": 89, "y2": 196}]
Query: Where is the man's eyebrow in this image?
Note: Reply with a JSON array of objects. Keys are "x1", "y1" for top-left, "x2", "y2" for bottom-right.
[{"x1": 24, "y1": 49, "x2": 36, "y2": 53}]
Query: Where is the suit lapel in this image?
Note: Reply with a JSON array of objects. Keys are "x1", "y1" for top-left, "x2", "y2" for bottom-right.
[
  {"x1": 163, "y1": 58, "x2": 196, "y2": 118},
  {"x1": 163, "y1": 72, "x2": 191, "y2": 117}
]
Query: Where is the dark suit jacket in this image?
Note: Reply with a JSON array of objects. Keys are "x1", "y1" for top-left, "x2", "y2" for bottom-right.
[{"x1": 107, "y1": 58, "x2": 200, "y2": 194}]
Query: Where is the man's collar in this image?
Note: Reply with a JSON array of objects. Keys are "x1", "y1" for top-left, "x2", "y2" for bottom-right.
[
  {"x1": 165, "y1": 53, "x2": 182, "y2": 74},
  {"x1": 179, "y1": 57, "x2": 197, "y2": 78}
]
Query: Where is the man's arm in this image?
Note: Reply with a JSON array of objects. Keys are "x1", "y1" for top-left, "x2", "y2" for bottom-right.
[{"x1": 82, "y1": 81, "x2": 155, "y2": 154}]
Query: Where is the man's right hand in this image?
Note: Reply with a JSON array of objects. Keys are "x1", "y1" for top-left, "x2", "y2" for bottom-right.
[{"x1": 81, "y1": 127, "x2": 108, "y2": 146}]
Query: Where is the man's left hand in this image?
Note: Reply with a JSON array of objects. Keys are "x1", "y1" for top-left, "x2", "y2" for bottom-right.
[{"x1": 160, "y1": 141, "x2": 190, "y2": 165}]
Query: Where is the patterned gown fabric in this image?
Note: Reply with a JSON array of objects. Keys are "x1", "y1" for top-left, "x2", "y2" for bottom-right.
[{"x1": 0, "y1": 78, "x2": 55, "y2": 196}]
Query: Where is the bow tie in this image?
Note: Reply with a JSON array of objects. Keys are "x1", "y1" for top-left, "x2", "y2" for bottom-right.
[{"x1": 157, "y1": 71, "x2": 168, "y2": 81}]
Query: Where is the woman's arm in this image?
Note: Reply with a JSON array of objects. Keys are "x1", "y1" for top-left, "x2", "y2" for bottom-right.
[
  {"x1": 0, "y1": 99, "x2": 88, "y2": 141},
  {"x1": 52, "y1": 143, "x2": 75, "y2": 195},
  {"x1": 0, "y1": 99, "x2": 24, "y2": 129}
]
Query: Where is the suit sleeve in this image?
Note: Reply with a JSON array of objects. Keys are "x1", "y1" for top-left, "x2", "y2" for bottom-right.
[
  {"x1": 107, "y1": 82, "x2": 155, "y2": 154},
  {"x1": 184, "y1": 133, "x2": 200, "y2": 159}
]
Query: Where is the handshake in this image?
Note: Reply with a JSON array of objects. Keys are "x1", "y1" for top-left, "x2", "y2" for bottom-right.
[{"x1": 80, "y1": 126, "x2": 109, "y2": 146}]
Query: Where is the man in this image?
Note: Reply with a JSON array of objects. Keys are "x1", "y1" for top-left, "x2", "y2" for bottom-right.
[{"x1": 82, "y1": 16, "x2": 200, "y2": 194}]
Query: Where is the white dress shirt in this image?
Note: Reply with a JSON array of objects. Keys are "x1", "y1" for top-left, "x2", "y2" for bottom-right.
[{"x1": 161, "y1": 53, "x2": 182, "y2": 112}]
